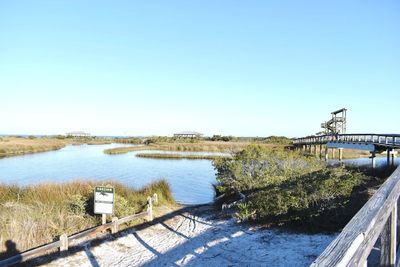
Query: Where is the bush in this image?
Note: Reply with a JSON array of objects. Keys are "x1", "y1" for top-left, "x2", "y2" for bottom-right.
[
  {"x1": 116, "y1": 138, "x2": 143, "y2": 144},
  {"x1": 209, "y1": 135, "x2": 234, "y2": 142},
  {"x1": 214, "y1": 145, "x2": 368, "y2": 231},
  {"x1": 66, "y1": 194, "x2": 88, "y2": 215}
]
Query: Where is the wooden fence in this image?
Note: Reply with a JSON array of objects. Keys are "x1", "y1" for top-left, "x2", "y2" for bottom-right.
[
  {"x1": 0, "y1": 193, "x2": 158, "y2": 267},
  {"x1": 312, "y1": 167, "x2": 400, "y2": 266}
]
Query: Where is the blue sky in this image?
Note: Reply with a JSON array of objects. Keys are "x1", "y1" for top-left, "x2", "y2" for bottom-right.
[{"x1": 0, "y1": 1, "x2": 399, "y2": 137}]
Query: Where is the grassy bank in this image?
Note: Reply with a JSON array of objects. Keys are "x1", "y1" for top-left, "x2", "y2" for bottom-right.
[
  {"x1": 0, "y1": 137, "x2": 66, "y2": 157},
  {"x1": 0, "y1": 180, "x2": 175, "y2": 257},
  {"x1": 0, "y1": 136, "x2": 115, "y2": 158},
  {"x1": 136, "y1": 152, "x2": 230, "y2": 160},
  {"x1": 214, "y1": 145, "x2": 385, "y2": 232},
  {"x1": 104, "y1": 141, "x2": 283, "y2": 155}
]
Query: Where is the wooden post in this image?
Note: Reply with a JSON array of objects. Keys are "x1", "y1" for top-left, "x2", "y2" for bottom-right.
[
  {"x1": 102, "y1": 214, "x2": 106, "y2": 225},
  {"x1": 338, "y1": 148, "x2": 343, "y2": 162},
  {"x1": 387, "y1": 149, "x2": 391, "y2": 167},
  {"x1": 319, "y1": 144, "x2": 323, "y2": 159},
  {"x1": 59, "y1": 234, "x2": 68, "y2": 253},
  {"x1": 390, "y1": 204, "x2": 397, "y2": 265},
  {"x1": 380, "y1": 218, "x2": 391, "y2": 266},
  {"x1": 325, "y1": 146, "x2": 329, "y2": 161},
  {"x1": 147, "y1": 196, "x2": 153, "y2": 222},
  {"x1": 371, "y1": 151, "x2": 376, "y2": 169},
  {"x1": 153, "y1": 193, "x2": 158, "y2": 205},
  {"x1": 111, "y1": 217, "x2": 119, "y2": 234}
]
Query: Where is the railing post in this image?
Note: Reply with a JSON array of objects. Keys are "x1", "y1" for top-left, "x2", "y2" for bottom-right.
[
  {"x1": 59, "y1": 234, "x2": 68, "y2": 253},
  {"x1": 390, "y1": 203, "x2": 397, "y2": 265},
  {"x1": 380, "y1": 204, "x2": 398, "y2": 266},
  {"x1": 147, "y1": 196, "x2": 153, "y2": 222},
  {"x1": 381, "y1": 218, "x2": 391, "y2": 266},
  {"x1": 152, "y1": 193, "x2": 158, "y2": 205},
  {"x1": 112, "y1": 217, "x2": 119, "y2": 234}
]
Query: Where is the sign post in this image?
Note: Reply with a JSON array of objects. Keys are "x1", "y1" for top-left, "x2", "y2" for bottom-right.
[{"x1": 94, "y1": 186, "x2": 115, "y2": 224}]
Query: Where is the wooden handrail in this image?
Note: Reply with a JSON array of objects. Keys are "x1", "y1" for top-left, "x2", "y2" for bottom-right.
[
  {"x1": 294, "y1": 133, "x2": 400, "y2": 146},
  {"x1": 293, "y1": 134, "x2": 400, "y2": 150},
  {"x1": 0, "y1": 193, "x2": 158, "y2": 267},
  {"x1": 312, "y1": 167, "x2": 400, "y2": 266}
]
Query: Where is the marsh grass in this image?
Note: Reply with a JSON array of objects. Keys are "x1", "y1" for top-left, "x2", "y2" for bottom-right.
[
  {"x1": 0, "y1": 137, "x2": 66, "y2": 157},
  {"x1": 0, "y1": 137, "x2": 115, "y2": 157},
  {"x1": 0, "y1": 179, "x2": 175, "y2": 257},
  {"x1": 104, "y1": 141, "x2": 282, "y2": 155},
  {"x1": 135, "y1": 153, "x2": 230, "y2": 160}
]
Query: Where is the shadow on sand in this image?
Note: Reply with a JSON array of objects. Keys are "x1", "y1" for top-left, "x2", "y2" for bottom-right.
[{"x1": 1, "y1": 204, "x2": 331, "y2": 267}]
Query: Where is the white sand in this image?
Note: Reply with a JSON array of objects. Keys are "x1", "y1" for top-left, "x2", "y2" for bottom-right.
[{"x1": 42, "y1": 206, "x2": 335, "y2": 267}]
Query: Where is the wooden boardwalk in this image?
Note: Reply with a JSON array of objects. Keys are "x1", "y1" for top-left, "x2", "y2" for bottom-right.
[{"x1": 294, "y1": 133, "x2": 399, "y2": 167}]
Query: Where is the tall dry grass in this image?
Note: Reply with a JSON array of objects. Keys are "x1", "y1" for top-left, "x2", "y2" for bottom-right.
[
  {"x1": 135, "y1": 153, "x2": 230, "y2": 160},
  {"x1": 104, "y1": 141, "x2": 283, "y2": 155},
  {"x1": 0, "y1": 137, "x2": 66, "y2": 157},
  {"x1": 0, "y1": 180, "x2": 175, "y2": 257}
]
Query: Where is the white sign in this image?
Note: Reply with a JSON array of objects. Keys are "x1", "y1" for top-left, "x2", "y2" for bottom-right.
[{"x1": 94, "y1": 186, "x2": 115, "y2": 215}]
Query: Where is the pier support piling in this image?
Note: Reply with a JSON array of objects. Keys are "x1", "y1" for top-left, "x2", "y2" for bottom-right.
[
  {"x1": 338, "y1": 148, "x2": 343, "y2": 162},
  {"x1": 319, "y1": 144, "x2": 323, "y2": 159},
  {"x1": 371, "y1": 151, "x2": 376, "y2": 169},
  {"x1": 325, "y1": 146, "x2": 329, "y2": 161},
  {"x1": 387, "y1": 149, "x2": 391, "y2": 167}
]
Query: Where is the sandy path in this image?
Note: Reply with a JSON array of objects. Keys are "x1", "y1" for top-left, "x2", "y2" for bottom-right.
[{"x1": 40, "y1": 206, "x2": 335, "y2": 267}]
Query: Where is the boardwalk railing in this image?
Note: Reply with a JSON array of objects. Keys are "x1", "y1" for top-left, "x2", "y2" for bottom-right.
[
  {"x1": 294, "y1": 133, "x2": 400, "y2": 148},
  {"x1": 0, "y1": 193, "x2": 158, "y2": 267},
  {"x1": 312, "y1": 167, "x2": 400, "y2": 266}
]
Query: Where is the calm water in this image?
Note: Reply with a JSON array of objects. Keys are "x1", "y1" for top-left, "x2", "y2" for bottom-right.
[
  {"x1": 332, "y1": 157, "x2": 400, "y2": 167},
  {"x1": 0, "y1": 144, "x2": 217, "y2": 204}
]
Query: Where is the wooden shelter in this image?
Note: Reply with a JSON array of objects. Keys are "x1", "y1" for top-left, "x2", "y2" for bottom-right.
[{"x1": 173, "y1": 131, "x2": 203, "y2": 139}]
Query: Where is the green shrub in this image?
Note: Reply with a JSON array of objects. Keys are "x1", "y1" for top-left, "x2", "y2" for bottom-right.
[
  {"x1": 114, "y1": 195, "x2": 137, "y2": 218},
  {"x1": 66, "y1": 194, "x2": 88, "y2": 215},
  {"x1": 214, "y1": 145, "x2": 368, "y2": 230}
]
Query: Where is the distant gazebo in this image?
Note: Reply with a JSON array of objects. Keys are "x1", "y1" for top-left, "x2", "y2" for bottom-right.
[
  {"x1": 173, "y1": 131, "x2": 203, "y2": 139},
  {"x1": 66, "y1": 131, "x2": 91, "y2": 137}
]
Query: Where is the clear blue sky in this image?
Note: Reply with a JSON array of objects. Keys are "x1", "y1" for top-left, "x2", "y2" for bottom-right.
[{"x1": 1, "y1": 1, "x2": 399, "y2": 137}]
